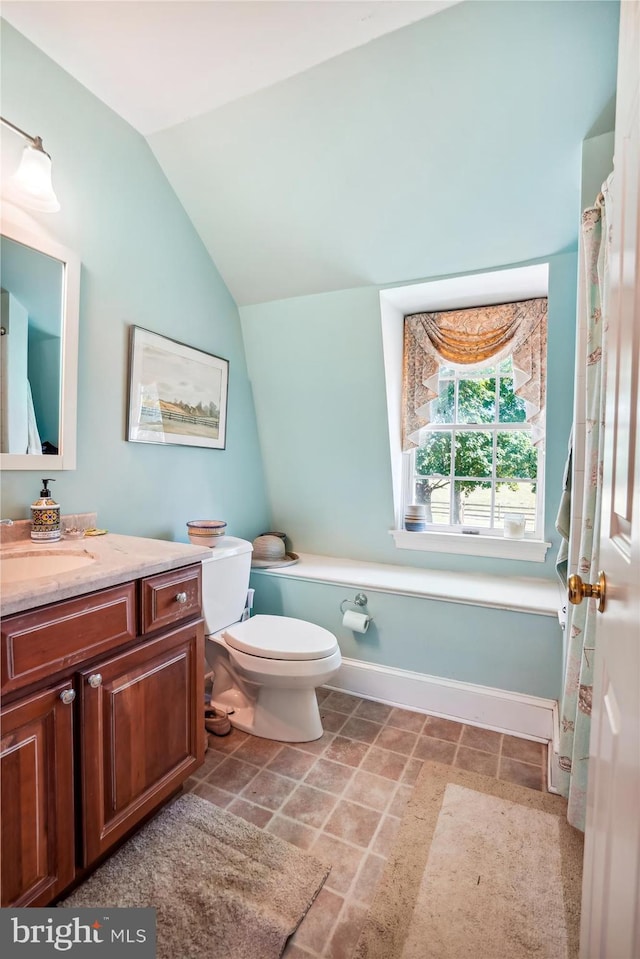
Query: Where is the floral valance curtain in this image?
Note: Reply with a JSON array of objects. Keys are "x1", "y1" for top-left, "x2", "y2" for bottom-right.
[{"x1": 402, "y1": 298, "x2": 548, "y2": 451}]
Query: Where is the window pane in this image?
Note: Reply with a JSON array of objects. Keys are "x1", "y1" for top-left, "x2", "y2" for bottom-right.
[
  {"x1": 414, "y1": 478, "x2": 451, "y2": 524},
  {"x1": 429, "y1": 379, "x2": 454, "y2": 423},
  {"x1": 498, "y1": 378, "x2": 526, "y2": 422},
  {"x1": 454, "y1": 481, "x2": 492, "y2": 527},
  {"x1": 458, "y1": 378, "x2": 496, "y2": 423},
  {"x1": 495, "y1": 482, "x2": 536, "y2": 531},
  {"x1": 454, "y1": 431, "x2": 493, "y2": 477},
  {"x1": 416, "y1": 432, "x2": 451, "y2": 476},
  {"x1": 499, "y1": 357, "x2": 513, "y2": 374},
  {"x1": 496, "y1": 431, "x2": 537, "y2": 479},
  {"x1": 461, "y1": 365, "x2": 495, "y2": 377}
]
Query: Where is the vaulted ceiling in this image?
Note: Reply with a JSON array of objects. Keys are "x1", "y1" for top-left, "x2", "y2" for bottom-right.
[
  {"x1": 2, "y1": 1, "x2": 619, "y2": 306},
  {"x1": 2, "y1": 1, "x2": 457, "y2": 134}
]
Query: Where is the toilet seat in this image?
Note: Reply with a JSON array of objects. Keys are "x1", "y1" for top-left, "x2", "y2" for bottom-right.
[{"x1": 223, "y1": 614, "x2": 338, "y2": 661}]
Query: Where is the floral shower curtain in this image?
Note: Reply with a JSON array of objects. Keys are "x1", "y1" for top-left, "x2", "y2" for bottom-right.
[{"x1": 557, "y1": 178, "x2": 611, "y2": 831}]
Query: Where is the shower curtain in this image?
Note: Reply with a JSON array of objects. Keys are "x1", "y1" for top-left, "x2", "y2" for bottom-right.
[{"x1": 557, "y1": 177, "x2": 611, "y2": 831}]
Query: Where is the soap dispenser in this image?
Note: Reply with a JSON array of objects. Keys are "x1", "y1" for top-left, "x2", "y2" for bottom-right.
[{"x1": 31, "y1": 478, "x2": 61, "y2": 542}]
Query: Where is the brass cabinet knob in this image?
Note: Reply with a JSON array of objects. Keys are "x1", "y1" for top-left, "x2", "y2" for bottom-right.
[
  {"x1": 87, "y1": 673, "x2": 103, "y2": 688},
  {"x1": 175, "y1": 591, "x2": 188, "y2": 604},
  {"x1": 568, "y1": 571, "x2": 606, "y2": 613},
  {"x1": 59, "y1": 689, "x2": 76, "y2": 705}
]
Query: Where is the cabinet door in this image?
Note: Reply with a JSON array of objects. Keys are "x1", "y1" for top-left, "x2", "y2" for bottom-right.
[
  {"x1": 1, "y1": 681, "x2": 75, "y2": 906},
  {"x1": 79, "y1": 621, "x2": 205, "y2": 865}
]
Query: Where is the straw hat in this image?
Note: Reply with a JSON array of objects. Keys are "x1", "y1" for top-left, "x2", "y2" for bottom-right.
[{"x1": 251, "y1": 534, "x2": 298, "y2": 568}]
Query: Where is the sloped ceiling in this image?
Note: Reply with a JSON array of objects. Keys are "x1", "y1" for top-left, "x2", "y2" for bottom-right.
[
  {"x1": 149, "y1": 1, "x2": 618, "y2": 305},
  {"x1": 2, "y1": 2, "x2": 619, "y2": 306},
  {"x1": 1, "y1": 1, "x2": 456, "y2": 134}
]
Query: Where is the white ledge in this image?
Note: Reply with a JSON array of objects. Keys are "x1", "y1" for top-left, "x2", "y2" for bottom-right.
[
  {"x1": 250, "y1": 552, "x2": 564, "y2": 617},
  {"x1": 390, "y1": 529, "x2": 552, "y2": 562}
]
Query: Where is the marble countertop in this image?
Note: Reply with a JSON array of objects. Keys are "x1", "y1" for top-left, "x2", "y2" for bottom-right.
[{"x1": 0, "y1": 533, "x2": 212, "y2": 616}]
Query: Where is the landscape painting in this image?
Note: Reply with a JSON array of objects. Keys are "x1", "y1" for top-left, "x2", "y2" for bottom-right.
[{"x1": 127, "y1": 327, "x2": 228, "y2": 449}]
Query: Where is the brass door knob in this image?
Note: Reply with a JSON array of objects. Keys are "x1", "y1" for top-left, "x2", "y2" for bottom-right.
[{"x1": 568, "y1": 571, "x2": 606, "y2": 613}]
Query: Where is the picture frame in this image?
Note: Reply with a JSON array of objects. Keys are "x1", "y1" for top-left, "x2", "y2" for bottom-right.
[{"x1": 127, "y1": 327, "x2": 229, "y2": 450}]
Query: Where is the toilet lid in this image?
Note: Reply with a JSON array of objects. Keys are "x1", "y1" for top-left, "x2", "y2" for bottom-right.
[{"x1": 223, "y1": 615, "x2": 338, "y2": 661}]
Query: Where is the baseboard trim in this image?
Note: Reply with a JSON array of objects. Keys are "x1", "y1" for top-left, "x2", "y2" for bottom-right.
[
  {"x1": 328, "y1": 657, "x2": 556, "y2": 742},
  {"x1": 546, "y1": 700, "x2": 561, "y2": 793}
]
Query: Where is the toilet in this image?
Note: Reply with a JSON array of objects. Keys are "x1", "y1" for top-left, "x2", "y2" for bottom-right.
[{"x1": 202, "y1": 536, "x2": 342, "y2": 742}]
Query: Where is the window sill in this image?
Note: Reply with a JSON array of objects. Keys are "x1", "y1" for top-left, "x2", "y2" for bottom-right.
[{"x1": 390, "y1": 529, "x2": 552, "y2": 562}]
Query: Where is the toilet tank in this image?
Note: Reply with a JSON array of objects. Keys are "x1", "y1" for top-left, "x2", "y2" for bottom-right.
[{"x1": 200, "y1": 536, "x2": 253, "y2": 634}]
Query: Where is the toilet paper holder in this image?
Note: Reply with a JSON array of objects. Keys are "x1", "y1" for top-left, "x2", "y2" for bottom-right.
[{"x1": 340, "y1": 593, "x2": 368, "y2": 614}]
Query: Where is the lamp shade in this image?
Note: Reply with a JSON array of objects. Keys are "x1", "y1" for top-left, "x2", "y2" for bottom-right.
[{"x1": 7, "y1": 143, "x2": 60, "y2": 213}]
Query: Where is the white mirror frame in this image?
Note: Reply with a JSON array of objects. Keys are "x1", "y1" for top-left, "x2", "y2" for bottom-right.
[{"x1": 0, "y1": 214, "x2": 80, "y2": 470}]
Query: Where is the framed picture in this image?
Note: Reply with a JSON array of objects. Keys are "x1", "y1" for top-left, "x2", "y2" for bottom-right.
[{"x1": 127, "y1": 327, "x2": 229, "y2": 449}]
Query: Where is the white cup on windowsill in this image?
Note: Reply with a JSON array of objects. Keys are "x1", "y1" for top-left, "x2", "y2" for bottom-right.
[
  {"x1": 503, "y1": 513, "x2": 526, "y2": 539},
  {"x1": 404, "y1": 504, "x2": 427, "y2": 531}
]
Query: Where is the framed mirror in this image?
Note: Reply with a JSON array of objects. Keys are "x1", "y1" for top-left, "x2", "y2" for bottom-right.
[{"x1": 0, "y1": 215, "x2": 80, "y2": 470}]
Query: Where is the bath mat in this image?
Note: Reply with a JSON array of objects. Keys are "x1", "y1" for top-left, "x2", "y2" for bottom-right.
[
  {"x1": 61, "y1": 794, "x2": 330, "y2": 959},
  {"x1": 354, "y1": 760, "x2": 584, "y2": 959}
]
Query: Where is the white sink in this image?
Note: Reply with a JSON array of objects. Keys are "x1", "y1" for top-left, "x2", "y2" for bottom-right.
[{"x1": 0, "y1": 549, "x2": 96, "y2": 584}]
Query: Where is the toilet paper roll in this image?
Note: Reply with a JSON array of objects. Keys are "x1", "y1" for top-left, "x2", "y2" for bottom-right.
[{"x1": 342, "y1": 609, "x2": 371, "y2": 633}]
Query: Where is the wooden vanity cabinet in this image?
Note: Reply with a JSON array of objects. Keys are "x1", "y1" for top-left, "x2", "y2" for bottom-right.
[
  {"x1": 0, "y1": 680, "x2": 75, "y2": 906},
  {"x1": 79, "y1": 620, "x2": 203, "y2": 864},
  {"x1": 0, "y1": 564, "x2": 205, "y2": 907}
]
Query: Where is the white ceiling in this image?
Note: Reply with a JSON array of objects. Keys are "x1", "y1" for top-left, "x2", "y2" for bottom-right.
[{"x1": 1, "y1": 1, "x2": 458, "y2": 135}]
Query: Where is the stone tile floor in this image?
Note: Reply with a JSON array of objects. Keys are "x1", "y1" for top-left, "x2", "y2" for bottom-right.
[{"x1": 184, "y1": 689, "x2": 548, "y2": 958}]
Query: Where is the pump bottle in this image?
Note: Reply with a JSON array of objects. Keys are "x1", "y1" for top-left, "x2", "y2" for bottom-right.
[{"x1": 31, "y1": 479, "x2": 61, "y2": 542}]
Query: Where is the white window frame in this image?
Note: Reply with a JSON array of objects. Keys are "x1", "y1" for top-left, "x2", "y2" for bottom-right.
[
  {"x1": 380, "y1": 264, "x2": 552, "y2": 562},
  {"x1": 406, "y1": 361, "x2": 544, "y2": 536}
]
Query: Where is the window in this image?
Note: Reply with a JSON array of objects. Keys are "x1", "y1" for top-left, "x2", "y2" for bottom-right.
[
  {"x1": 404, "y1": 356, "x2": 542, "y2": 537},
  {"x1": 380, "y1": 266, "x2": 551, "y2": 561}
]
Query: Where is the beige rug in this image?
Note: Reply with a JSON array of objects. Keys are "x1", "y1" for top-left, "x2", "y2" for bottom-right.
[
  {"x1": 61, "y1": 794, "x2": 330, "y2": 959},
  {"x1": 355, "y1": 761, "x2": 584, "y2": 959}
]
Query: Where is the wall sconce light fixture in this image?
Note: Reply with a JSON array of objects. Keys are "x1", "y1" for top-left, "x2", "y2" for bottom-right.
[{"x1": 1, "y1": 116, "x2": 60, "y2": 213}]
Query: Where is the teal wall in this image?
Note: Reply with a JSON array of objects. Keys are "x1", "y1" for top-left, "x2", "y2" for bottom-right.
[
  {"x1": 0, "y1": 3, "x2": 619, "y2": 703},
  {"x1": 28, "y1": 332, "x2": 60, "y2": 448},
  {"x1": 150, "y1": 0, "x2": 620, "y2": 306},
  {"x1": 240, "y1": 253, "x2": 578, "y2": 580},
  {"x1": 251, "y1": 573, "x2": 561, "y2": 700},
  {"x1": 241, "y1": 258, "x2": 576, "y2": 699},
  {"x1": 235, "y1": 1, "x2": 619, "y2": 699},
  {"x1": 581, "y1": 132, "x2": 615, "y2": 208},
  {"x1": 0, "y1": 22, "x2": 270, "y2": 542}
]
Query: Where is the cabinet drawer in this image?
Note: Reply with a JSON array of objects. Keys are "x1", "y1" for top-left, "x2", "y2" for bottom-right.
[
  {"x1": 140, "y1": 564, "x2": 201, "y2": 634},
  {"x1": 1, "y1": 583, "x2": 136, "y2": 695}
]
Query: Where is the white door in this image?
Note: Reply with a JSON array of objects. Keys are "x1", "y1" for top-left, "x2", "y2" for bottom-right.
[{"x1": 579, "y1": 3, "x2": 640, "y2": 957}]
